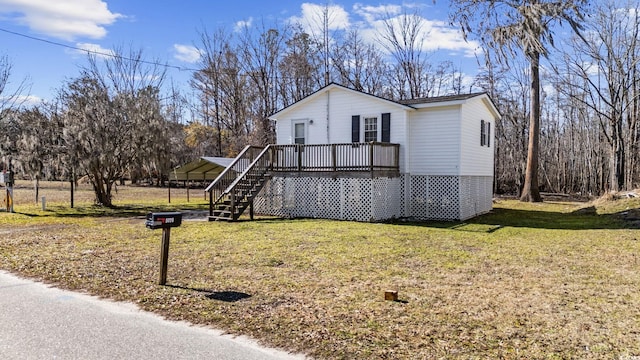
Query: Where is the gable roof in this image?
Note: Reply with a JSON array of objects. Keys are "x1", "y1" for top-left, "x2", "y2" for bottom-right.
[
  {"x1": 268, "y1": 83, "x2": 501, "y2": 120},
  {"x1": 269, "y1": 83, "x2": 415, "y2": 120},
  {"x1": 398, "y1": 92, "x2": 486, "y2": 105},
  {"x1": 400, "y1": 92, "x2": 502, "y2": 119}
]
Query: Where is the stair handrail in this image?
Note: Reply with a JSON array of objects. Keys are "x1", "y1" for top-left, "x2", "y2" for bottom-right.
[
  {"x1": 222, "y1": 145, "x2": 273, "y2": 195},
  {"x1": 205, "y1": 145, "x2": 263, "y2": 193}
]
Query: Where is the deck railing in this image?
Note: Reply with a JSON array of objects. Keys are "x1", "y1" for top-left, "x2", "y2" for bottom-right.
[
  {"x1": 270, "y1": 142, "x2": 399, "y2": 173},
  {"x1": 205, "y1": 145, "x2": 264, "y2": 203},
  {"x1": 205, "y1": 142, "x2": 400, "y2": 219}
]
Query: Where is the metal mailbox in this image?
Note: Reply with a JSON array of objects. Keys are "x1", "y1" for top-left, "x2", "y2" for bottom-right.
[
  {"x1": 145, "y1": 212, "x2": 183, "y2": 230},
  {"x1": 0, "y1": 171, "x2": 13, "y2": 185}
]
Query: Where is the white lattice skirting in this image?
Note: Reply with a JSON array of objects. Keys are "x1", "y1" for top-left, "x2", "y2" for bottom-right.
[{"x1": 254, "y1": 174, "x2": 493, "y2": 222}]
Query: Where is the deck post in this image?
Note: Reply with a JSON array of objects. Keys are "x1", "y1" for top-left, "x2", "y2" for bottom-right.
[
  {"x1": 297, "y1": 144, "x2": 302, "y2": 172},
  {"x1": 209, "y1": 190, "x2": 213, "y2": 216},
  {"x1": 331, "y1": 144, "x2": 337, "y2": 172},
  {"x1": 369, "y1": 142, "x2": 374, "y2": 173},
  {"x1": 230, "y1": 191, "x2": 235, "y2": 221}
]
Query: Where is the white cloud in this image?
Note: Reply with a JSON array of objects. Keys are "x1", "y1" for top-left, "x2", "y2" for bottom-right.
[
  {"x1": 0, "y1": 0, "x2": 122, "y2": 40},
  {"x1": 71, "y1": 42, "x2": 115, "y2": 58},
  {"x1": 288, "y1": 3, "x2": 350, "y2": 37},
  {"x1": 0, "y1": 94, "x2": 43, "y2": 108},
  {"x1": 173, "y1": 44, "x2": 201, "y2": 63},
  {"x1": 17, "y1": 94, "x2": 43, "y2": 107},
  {"x1": 234, "y1": 17, "x2": 253, "y2": 32},
  {"x1": 353, "y1": 3, "x2": 401, "y2": 23},
  {"x1": 364, "y1": 14, "x2": 481, "y2": 58},
  {"x1": 288, "y1": 2, "x2": 480, "y2": 59}
]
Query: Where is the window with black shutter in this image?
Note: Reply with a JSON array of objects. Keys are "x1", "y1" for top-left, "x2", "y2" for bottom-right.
[
  {"x1": 381, "y1": 113, "x2": 390, "y2": 143},
  {"x1": 480, "y1": 119, "x2": 486, "y2": 146},
  {"x1": 352, "y1": 115, "x2": 360, "y2": 142}
]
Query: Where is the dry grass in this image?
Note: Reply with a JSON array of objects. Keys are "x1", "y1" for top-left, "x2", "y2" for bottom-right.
[{"x1": 1, "y1": 183, "x2": 640, "y2": 359}]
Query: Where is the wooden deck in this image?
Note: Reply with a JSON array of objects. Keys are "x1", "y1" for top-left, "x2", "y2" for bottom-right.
[
  {"x1": 205, "y1": 142, "x2": 400, "y2": 221},
  {"x1": 270, "y1": 142, "x2": 400, "y2": 173}
]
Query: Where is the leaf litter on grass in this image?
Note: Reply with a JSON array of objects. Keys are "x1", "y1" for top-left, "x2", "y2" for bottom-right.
[{"x1": 1, "y1": 184, "x2": 640, "y2": 358}]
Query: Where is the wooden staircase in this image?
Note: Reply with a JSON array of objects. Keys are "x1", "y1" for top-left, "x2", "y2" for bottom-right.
[{"x1": 206, "y1": 146, "x2": 272, "y2": 221}]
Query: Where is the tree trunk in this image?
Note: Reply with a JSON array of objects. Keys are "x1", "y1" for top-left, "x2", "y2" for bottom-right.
[
  {"x1": 34, "y1": 177, "x2": 39, "y2": 204},
  {"x1": 610, "y1": 118, "x2": 625, "y2": 192},
  {"x1": 520, "y1": 51, "x2": 543, "y2": 202},
  {"x1": 90, "y1": 171, "x2": 113, "y2": 207}
]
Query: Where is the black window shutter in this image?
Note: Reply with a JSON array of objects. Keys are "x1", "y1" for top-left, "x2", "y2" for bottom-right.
[
  {"x1": 487, "y1": 122, "x2": 491, "y2": 147},
  {"x1": 352, "y1": 115, "x2": 360, "y2": 142},
  {"x1": 480, "y1": 119, "x2": 486, "y2": 146},
  {"x1": 381, "y1": 113, "x2": 391, "y2": 143}
]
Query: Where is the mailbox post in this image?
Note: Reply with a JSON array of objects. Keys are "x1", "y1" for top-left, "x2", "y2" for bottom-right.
[{"x1": 145, "y1": 212, "x2": 182, "y2": 285}]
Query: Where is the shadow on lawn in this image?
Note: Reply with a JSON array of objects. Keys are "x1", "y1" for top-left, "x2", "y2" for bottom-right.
[
  {"x1": 14, "y1": 204, "x2": 207, "y2": 219},
  {"x1": 226, "y1": 207, "x2": 636, "y2": 231},
  {"x1": 473, "y1": 206, "x2": 638, "y2": 230},
  {"x1": 399, "y1": 206, "x2": 635, "y2": 231},
  {"x1": 165, "y1": 284, "x2": 252, "y2": 303}
]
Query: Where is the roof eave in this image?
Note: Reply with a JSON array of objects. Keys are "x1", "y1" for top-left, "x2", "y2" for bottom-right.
[
  {"x1": 408, "y1": 93, "x2": 502, "y2": 119},
  {"x1": 269, "y1": 83, "x2": 415, "y2": 120}
]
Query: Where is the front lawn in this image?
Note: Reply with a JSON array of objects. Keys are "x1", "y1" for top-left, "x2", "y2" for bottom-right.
[{"x1": 1, "y1": 182, "x2": 639, "y2": 358}]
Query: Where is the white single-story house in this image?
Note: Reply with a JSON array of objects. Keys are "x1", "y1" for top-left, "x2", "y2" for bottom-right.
[{"x1": 206, "y1": 83, "x2": 500, "y2": 222}]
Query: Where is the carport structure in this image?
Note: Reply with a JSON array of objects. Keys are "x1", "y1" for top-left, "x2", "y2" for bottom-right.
[{"x1": 168, "y1": 157, "x2": 233, "y2": 202}]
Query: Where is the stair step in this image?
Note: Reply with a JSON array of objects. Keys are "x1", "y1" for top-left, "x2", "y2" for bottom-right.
[
  {"x1": 213, "y1": 209, "x2": 232, "y2": 217},
  {"x1": 208, "y1": 161, "x2": 272, "y2": 222},
  {"x1": 208, "y1": 215, "x2": 233, "y2": 222}
]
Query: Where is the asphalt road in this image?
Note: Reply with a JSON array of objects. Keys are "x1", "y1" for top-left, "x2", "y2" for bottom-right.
[{"x1": 0, "y1": 270, "x2": 306, "y2": 360}]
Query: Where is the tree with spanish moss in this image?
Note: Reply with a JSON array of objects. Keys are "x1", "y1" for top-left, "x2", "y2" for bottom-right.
[
  {"x1": 59, "y1": 48, "x2": 167, "y2": 207},
  {"x1": 449, "y1": 0, "x2": 588, "y2": 202}
]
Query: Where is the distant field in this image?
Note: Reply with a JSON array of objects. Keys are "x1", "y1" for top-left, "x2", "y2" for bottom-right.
[
  {"x1": 1, "y1": 182, "x2": 640, "y2": 359},
  {"x1": 5, "y1": 180, "x2": 204, "y2": 207}
]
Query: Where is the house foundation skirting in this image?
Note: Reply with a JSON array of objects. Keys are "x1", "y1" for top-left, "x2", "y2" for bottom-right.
[{"x1": 254, "y1": 174, "x2": 493, "y2": 222}]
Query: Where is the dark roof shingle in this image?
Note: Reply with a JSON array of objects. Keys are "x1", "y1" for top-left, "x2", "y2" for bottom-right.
[{"x1": 398, "y1": 92, "x2": 487, "y2": 105}]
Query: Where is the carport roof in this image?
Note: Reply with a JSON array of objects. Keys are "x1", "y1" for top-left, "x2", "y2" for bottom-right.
[{"x1": 169, "y1": 157, "x2": 234, "y2": 181}]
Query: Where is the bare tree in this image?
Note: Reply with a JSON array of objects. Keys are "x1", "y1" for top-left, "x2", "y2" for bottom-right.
[
  {"x1": 191, "y1": 27, "x2": 229, "y2": 156},
  {"x1": 450, "y1": 0, "x2": 587, "y2": 202},
  {"x1": 0, "y1": 54, "x2": 29, "y2": 172},
  {"x1": 378, "y1": 9, "x2": 430, "y2": 99},
  {"x1": 240, "y1": 22, "x2": 285, "y2": 145},
  {"x1": 331, "y1": 28, "x2": 388, "y2": 96},
  {"x1": 192, "y1": 29, "x2": 251, "y2": 156},
  {"x1": 557, "y1": 0, "x2": 640, "y2": 192},
  {"x1": 279, "y1": 27, "x2": 322, "y2": 105}
]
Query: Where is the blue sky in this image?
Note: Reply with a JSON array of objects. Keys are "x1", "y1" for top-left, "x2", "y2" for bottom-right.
[{"x1": 0, "y1": 0, "x2": 481, "y2": 105}]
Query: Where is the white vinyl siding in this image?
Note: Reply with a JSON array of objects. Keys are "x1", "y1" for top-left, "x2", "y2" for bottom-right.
[
  {"x1": 276, "y1": 95, "x2": 327, "y2": 144},
  {"x1": 460, "y1": 98, "x2": 495, "y2": 176},
  {"x1": 407, "y1": 106, "x2": 461, "y2": 176},
  {"x1": 274, "y1": 87, "x2": 409, "y2": 172}
]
